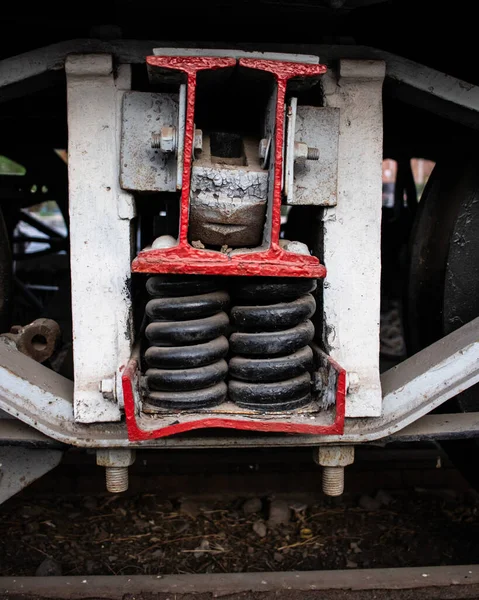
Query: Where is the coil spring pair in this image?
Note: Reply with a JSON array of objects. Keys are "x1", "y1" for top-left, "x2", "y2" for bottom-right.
[{"x1": 142, "y1": 275, "x2": 317, "y2": 412}]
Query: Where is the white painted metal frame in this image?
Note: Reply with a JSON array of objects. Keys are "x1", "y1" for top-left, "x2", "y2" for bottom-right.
[
  {"x1": 66, "y1": 55, "x2": 135, "y2": 423},
  {"x1": 321, "y1": 59, "x2": 386, "y2": 416},
  {"x1": 1, "y1": 316, "x2": 478, "y2": 447}
]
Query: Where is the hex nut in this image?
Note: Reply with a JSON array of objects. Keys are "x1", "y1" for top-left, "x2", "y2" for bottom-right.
[
  {"x1": 347, "y1": 372, "x2": 360, "y2": 394},
  {"x1": 314, "y1": 445, "x2": 355, "y2": 467},
  {"x1": 97, "y1": 449, "x2": 136, "y2": 468}
]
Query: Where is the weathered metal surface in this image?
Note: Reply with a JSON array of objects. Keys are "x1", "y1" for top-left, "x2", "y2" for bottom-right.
[
  {"x1": 66, "y1": 55, "x2": 135, "y2": 423},
  {"x1": 1, "y1": 318, "x2": 60, "y2": 363},
  {"x1": 314, "y1": 445, "x2": 355, "y2": 467},
  {"x1": 287, "y1": 105, "x2": 340, "y2": 206},
  {"x1": 2, "y1": 40, "x2": 478, "y2": 131},
  {"x1": 132, "y1": 56, "x2": 327, "y2": 278},
  {"x1": 0, "y1": 447, "x2": 63, "y2": 504},
  {"x1": 321, "y1": 60, "x2": 385, "y2": 417},
  {"x1": 120, "y1": 92, "x2": 178, "y2": 192},
  {"x1": 122, "y1": 344, "x2": 346, "y2": 441},
  {"x1": 189, "y1": 136, "x2": 268, "y2": 247},
  {"x1": 153, "y1": 47, "x2": 320, "y2": 64},
  {"x1": 1, "y1": 308, "x2": 479, "y2": 448},
  {"x1": 2, "y1": 565, "x2": 479, "y2": 599}
]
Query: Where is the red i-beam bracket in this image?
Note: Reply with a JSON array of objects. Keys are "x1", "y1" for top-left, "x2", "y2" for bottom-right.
[{"x1": 131, "y1": 56, "x2": 328, "y2": 278}]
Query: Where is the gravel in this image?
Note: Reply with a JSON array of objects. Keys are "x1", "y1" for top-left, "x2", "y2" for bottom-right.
[{"x1": 1, "y1": 489, "x2": 479, "y2": 576}]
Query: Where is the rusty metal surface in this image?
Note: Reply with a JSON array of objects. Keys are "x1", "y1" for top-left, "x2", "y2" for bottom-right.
[
  {"x1": 1, "y1": 318, "x2": 61, "y2": 363},
  {"x1": 2, "y1": 566, "x2": 479, "y2": 599},
  {"x1": 120, "y1": 92, "x2": 179, "y2": 192}
]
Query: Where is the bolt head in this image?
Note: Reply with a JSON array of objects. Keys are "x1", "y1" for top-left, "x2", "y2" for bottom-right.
[
  {"x1": 314, "y1": 445, "x2": 355, "y2": 467},
  {"x1": 97, "y1": 449, "x2": 136, "y2": 468},
  {"x1": 159, "y1": 126, "x2": 177, "y2": 153},
  {"x1": 100, "y1": 378, "x2": 114, "y2": 394},
  {"x1": 194, "y1": 128, "x2": 203, "y2": 152},
  {"x1": 347, "y1": 372, "x2": 360, "y2": 394},
  {"x1": 258, "y1": 138, "x2": 268, "y2": 159}
]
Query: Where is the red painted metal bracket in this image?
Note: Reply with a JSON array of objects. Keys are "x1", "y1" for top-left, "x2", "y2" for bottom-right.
[
  {"x1": 122, "y1": 351, "x2": 346, "y2": 441},
  {"x1": 132, "y1": 56, "x2": 328, "y2": 279}
]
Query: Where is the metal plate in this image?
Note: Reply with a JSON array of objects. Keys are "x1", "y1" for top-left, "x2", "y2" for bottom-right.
[
  {"x1": 120, "y1": 92, "x2": 179, "y2": 192},
  {"x1": 288, "y1": 106, "x2": 340, "y2": 206}
]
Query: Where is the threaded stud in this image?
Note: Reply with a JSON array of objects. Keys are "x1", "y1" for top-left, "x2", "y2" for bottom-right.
[
  {"x1": 322, "y1": 466, "x2": 344, "y2": 496},
  {"x1": 307, "y1": 147, "x2": 320, "y2": 160},
  {"x1": 105, "y1": 466, "x2": 129, "y2": 493},
  {"x1": 151, "y1": 133, "x2": 162, "y2": 149}
]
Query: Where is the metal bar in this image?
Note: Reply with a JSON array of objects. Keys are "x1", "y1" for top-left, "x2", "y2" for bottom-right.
[
  {"x1": 19, "y1": 210, "x2": 66, "y2": 239},
  {"x1": 1, "y1": 40, "x2": 478, "y2": 128},
  {"x1": 2, "y1": 566, "x2": 479, "y2": 598},
  {"x1": 1, "y1": 317, "x2": 479, "y2": 447}
]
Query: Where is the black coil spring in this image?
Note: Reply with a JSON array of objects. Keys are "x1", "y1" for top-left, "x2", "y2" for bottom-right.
[
  {"x1": 228, "y1": 277, "x2": 316, "y2": 411},
  {"x1": 143, "y1": 276, "x2": 230, "y2": 409}
]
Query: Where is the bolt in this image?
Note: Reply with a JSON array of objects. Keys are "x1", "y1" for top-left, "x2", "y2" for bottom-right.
[
  {"x1": 194, "y1": 128, "x2": 203, "y2": 152},
  {"x1": 151, "y1": 126, "x2": 177, "y2": 153},
  {"x1": 100, "y1": 377, "x2": 115, "y2": 401},
  {"x1": 294, "y1": 142, "x2": 320, "y2": 161},
  {"x1": 105, "y1": 466, "x2": 129, "y2": 493},
  {"x1": 322, "y1": 466, "x2": 344, "y2": 496},
  {"x1": 97, "y1": 449, "x2": 135, "y2": 494},
  {"x1": 347, "y1": 372, "x2": 360, "y2": 394},
  {"x1": 314, "y1": 446, "x2": 354, "y2": 497},
  {"x1": 259, "y1": 138, "x2": 268, "y2": 159}
]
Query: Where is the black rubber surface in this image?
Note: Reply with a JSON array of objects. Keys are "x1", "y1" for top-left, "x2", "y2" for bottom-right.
[
  {"x1": 229, "y1": 346, "x2": 314, "y2": 383},
  {"x1": 146, "y1": 360, "x2": 228, "y2": 391},
  {"x1": 146, "y1": 312, "x2": 229, "y2": 346},
  {"x1": 146, "y1": 381, "x2": 227, "y2": 410},
  {"x1": 146, "y1": 276, "x2": 220, "y2": 298},
  {"x1": 231, "y1": 294, "x2": 316, "y2": 331},
  {"x1": 231, "y1": 278, "x2": 317, "y2": 303},
  {"x1": 144, "y1": 336, "x2": 229, "y2": 369},
  {"x1": 146, "y1": 291, "x2": 230, "y2": 321},
  {"x1": 229, "y1": 373, "x2": 311, "y2": 408},
  {"x1": 230, "y1": 321, "x2": 315, "y2": 356}
]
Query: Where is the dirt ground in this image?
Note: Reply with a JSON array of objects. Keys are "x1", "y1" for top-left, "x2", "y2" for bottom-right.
[{"x1": 1, "y1": 487, "x2": 479, "y2": 577}]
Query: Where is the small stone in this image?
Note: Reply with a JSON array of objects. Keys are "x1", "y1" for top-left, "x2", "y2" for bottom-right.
[
  {"x1": 358, "y1": 495, "x2": 381, "y2": 511},
  {"x1": 350, "y1": 542, "x2": 362, "y2": 554},
  {"x1": 180, "y1": 500, "x2": 200, "y2": 519},
  {"x1": 85, "y1": 560, "x2": 96, "y2": 575},
  {"x1": 268, "y1": 499, "x2": 291, "y2": 526},
  {"x1": 243, "y1": 498, "x2": 262, "y2": 515},
  {"x1": 282, "y1": 240, "x2": 310, "y2": 256},
  {"x1": 191, "y1": 240, "x2": 205, "y2": 249},
  {"x1": 152, "y1": 235, "x2": 177, "y2": 249},
  {"x1": 274, "y1": 552, "x2": 284, "y2": 562},
  {"x1": 35, "y1": 558, "x2": 62, "y2": 577},
  {"x1": 346, "y1": 560, "x2": 358, "y2": 569},
  {"x1": 247, "y1": 546, "x2": 255, "y2": 555},
  {"x1": 253, "y1": 520, "x2": 267, "y2": 538},
  {"x1": 375, "y1": 489, "x2": 393, "y2": 506},
  {"x1": 193, "y1": 539, "x2": 209, "y2": 559}
]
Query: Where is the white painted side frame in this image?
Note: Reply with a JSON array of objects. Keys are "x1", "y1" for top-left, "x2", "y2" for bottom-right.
[
  {"x1": 322, "y1": 59, "x2": 385, "y2": 417},
  {"x1": 66, "y1": 55, "x2": 135, "y2": 423}
]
